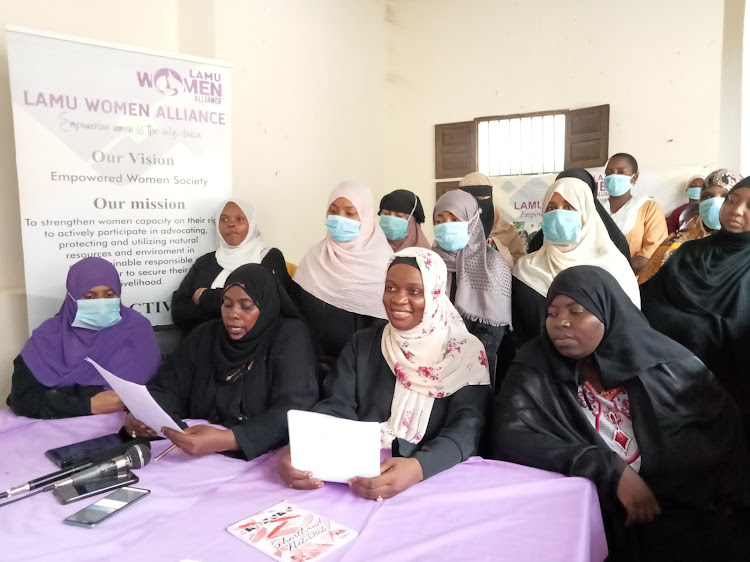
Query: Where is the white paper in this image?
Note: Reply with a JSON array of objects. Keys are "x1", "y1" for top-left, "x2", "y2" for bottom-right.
[
  {"x1": 85, "y1": 357, "x2": 184, "y2": 437},
  {"x1": 287, "y1": 410, "x2": 381, "y2": 483}
]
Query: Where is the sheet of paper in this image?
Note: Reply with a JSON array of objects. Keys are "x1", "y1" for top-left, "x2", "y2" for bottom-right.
[
  {"x1": 287, "y1": 410, "x2": 380, "y2": 483},
  {"x1": 85, "y1": 357, "x2": 183, "y2": 437}
]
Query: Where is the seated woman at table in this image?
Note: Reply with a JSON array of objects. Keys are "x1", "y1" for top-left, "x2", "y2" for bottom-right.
[
  {"x1": 7, "y1": 257, "x2": 160, "y2": 419},
  {"x1": 125, "y1": 264, "x2": 318, "y2": 460},
  {"x1": 512, "y1": 177, "x2": 639, "y2": 344},
  {"x1": 433, "y1": 189, "x2": 512, "y2": 383},
  {"x1": 171, "y1": 198, "x2": 292, "y2": 335},
  {"x1": 279, "y1": 248, "x2": 491, "y2": 499},
  {"x1": 292, "y1": 180, "x2": 393, "y2": 367},
  {"x1": 641, "y1": 177, "x2": 750, "y2": 446},
  {"x1": 491, "y1": 265, "x2": 750, "y2": 560},
  {"x1": 378, "y1": 189, "x2": 431, "y2": 252}
]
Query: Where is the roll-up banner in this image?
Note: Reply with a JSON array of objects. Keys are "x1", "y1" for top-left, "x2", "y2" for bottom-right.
[{"x1": 5, "y1": 26, "x2": 232, "y2": 332}]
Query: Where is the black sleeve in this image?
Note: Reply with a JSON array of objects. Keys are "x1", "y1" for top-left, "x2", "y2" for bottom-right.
[
  {"x1": 511, "y1": 277, "x2": 546, "y2": 345},
  {"x1": 312, "y1": 333, "x2": 360, "y2": 420},
  {"x1": 6, "y1": 355, "x2": 102, "y2": 419},
  {"x1": 490, "y1": 365, "x2": 626, "y2": 498},
  {"x1": 410, "y1": 384, "x2": 490, "y2": 480},
  {"x1": 230, "y1": 319, "x2": 320, "y2": 460},
  {"x1": 261, "y1": 248, "x2": 293, "y2": 295},
  {"x1": 170, "y1": 255, "x2": 222, "y2": 333},
  {"x1": 527, "y1": 230, "x2": 544, "y2": 253},
  {"x1": 145, "y1": 335, "x2": 201, "y2": 429}
]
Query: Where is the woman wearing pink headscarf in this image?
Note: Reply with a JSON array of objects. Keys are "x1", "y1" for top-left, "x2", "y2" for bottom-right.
[{"x1": 293, "y1": 181, "x2": 393, "y2": 367}]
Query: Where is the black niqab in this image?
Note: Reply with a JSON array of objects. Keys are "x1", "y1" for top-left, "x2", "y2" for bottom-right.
[{"x1": 459, "y1": 184, "x2": 494, "y2": 238}]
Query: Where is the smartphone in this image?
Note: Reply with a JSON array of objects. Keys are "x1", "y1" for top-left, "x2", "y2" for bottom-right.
[
  {"x1": 54, "y1": 471, "x2": 139, "y2": 504},
  {"x1": 64, "y1": 486, "x2": 150, "y2": 528},
  {"x1": 45, "y1": 433, "x2": 151, "y2": 468}
]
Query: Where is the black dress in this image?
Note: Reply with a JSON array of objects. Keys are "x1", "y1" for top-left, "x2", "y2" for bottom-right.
[
  {"x1": 291, "y1": 282, "x2": 385, "y2": 367},
  {"x1": 6, "y1": 355, "x2": 100, "y2": 418},
  {"x1": 171, "y1": 248, "x2": 292, "y2": 334},
  {"x1": 313, "y1": 325, "x2": 490, "y2": 479},
  {"x1": 510, "y1": 276, "x2": 546, "y2": 345},
  {"x1": 148, "y1": 317, "x2": 319, "y2": 461}
]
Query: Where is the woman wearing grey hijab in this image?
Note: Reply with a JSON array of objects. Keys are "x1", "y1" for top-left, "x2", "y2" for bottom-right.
[{"x1": 433, "y1": 190, "x2": 512, "y2": 387}]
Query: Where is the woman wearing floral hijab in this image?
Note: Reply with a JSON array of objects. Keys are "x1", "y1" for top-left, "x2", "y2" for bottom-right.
[{"x1": 279, "y1": 248, "x2": 491, "y2": 499}]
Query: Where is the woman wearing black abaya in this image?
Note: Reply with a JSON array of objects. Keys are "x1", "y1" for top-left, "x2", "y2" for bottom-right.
[
  {"x1": 528, "y1": 168, "x2": 631, "y2": 258},
  {"x1": 641, "y1": 179, "x2": 750, "y2": 443},
  {"x1": 124, "y1": 264, "x2": 318, "y2": 461},
  {"x1": 492, "y1": 266, "x2": 750, "y2": 561}
]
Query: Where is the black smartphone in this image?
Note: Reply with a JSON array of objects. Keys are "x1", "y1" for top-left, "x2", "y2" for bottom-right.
[
  {"x1": 53, "y1": 471, "x2": 139, "y2": 504},
  {"x1": 63, "y1": 486, "x2": 150, "y2": 528},
  {"x1": 45, "y1": 433, "x2": 149, "y2": 468}
]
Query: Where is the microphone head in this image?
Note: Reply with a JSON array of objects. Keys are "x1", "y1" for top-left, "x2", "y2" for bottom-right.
[{"x1": 125, "y1": 444, "x2": 152, "y2": 469}]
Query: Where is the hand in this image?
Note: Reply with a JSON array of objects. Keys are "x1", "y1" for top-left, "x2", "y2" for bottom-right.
[
  {"x1": 162, "y1": 425, "x2": 239, "y2": 456},
  {"x1": 192, "y1": 288, "x2": 207, "y2": 305},
  {"x1": 278, "y1": 445, "x2": 324, "y2": 490},
  {"x1": 348, "y1": 457, "x2": 423, "y2": 501},
  {"x1": 616, "y1": 465, "x2": 661, "y2": 526},
  {"x1": 90, "y1": 390, "x2": 126, "y2": 414},
  {"x1": 123, "y1": 412, "x2": 157, "y2": 438}
]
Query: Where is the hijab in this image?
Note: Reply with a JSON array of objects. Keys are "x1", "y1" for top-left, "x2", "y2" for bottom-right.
[
  {"x1": 20, "y1": 257, "x2": 160, "y2": 388},
  {"x1": 514, "y1": 178, "x2": 641, "y2": 307},
  {"x1": 433, "y1": 190, "x2": 513, "y2": 327},
  {"x1": 536, "y1": 168, "x2": 631, "y2": 259},
  {"x1": 211, "y1": 198, "x2": 271, "y2": 289},
  {"x1": 213, "y1": 264, "x2": 301, "y2": 383},
  {"x1": 380, "y1": 248, "x2": 491, "y2": 445},
  {"x1": 519, "y1": 266, "x2": 692, "y2": 387},
  {"x1": 641, "y1": 182, "x2": 750, "y2": 388},
  {"x1": 294, "y1": 180, "x2": 393, "y2": 319},
  {"x1": 459, "y1": 171, "x2": 495, "y2": 238},
  {"x1": 378, "y1": 189, "x2": 431, "y2": 252}
]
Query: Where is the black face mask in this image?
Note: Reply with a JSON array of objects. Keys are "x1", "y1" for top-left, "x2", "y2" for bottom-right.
[
  {"x1": 476, "y1": 198, "x2": 494, "y2": 239},
  {"x1": 459, "y1": 185, "x2": 494, "y2": 239}
]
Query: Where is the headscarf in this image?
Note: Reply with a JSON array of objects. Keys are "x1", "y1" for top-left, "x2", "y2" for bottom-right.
[
  {"x1": 514, "y1": 178, "x2": 641, "y2": 307},
  {"x1": 378, "y1": 189, "x2": 431, "y2": 252},
  {"x1": 211, "y1": 198, "x2": 271, "y2": 289},
  {"x1": 641, "y1": 179, "x2": 750, "y2": 399},
  {"x1": 294, "y1": 180, "x2": 393, "y2": 319},
  {"x1": 704, "y1": 169, "x2": 742, "y2": 191},
  {"x1": 459, "y1": 171, "x2": 495, "y2": 238},
  {"x1": 528, "y1": 168, "x2": 631, "y2": 259},
  {"x1": 433, "y1": 190, "x2": 513, "y2": 327},
  {"x1": 20, "y1": 257, "x2": 160, "y2": 388},
  {"x1": 214, "y1": 264, "x2": 300, "y2": 382},
  {"x1": 520, "y1": 266, "x2": 692, "y2": 387},
  {"x1": 380, "y1": 248, "x2": 491, "y2": 445}
]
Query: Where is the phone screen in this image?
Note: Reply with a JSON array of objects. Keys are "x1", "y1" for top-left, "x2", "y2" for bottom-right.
[
  {"x1": 54, "y1": 472, "x2": 139, "y2": 504},
  {"x1": 45, "y1": 434, "x2": 129, "y2": 467},
  {"x1": 64, "y1": 487, "x2": 150, "y2": 527}
]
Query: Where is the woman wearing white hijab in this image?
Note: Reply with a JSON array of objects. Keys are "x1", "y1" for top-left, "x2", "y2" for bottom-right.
[
  {"x1": 293, "y1": 180, "x2": 393, "y2": 367},
  {"x1": 279, "y1": 248, "x2": 491, "y2": 499},
  {"x1": 172, "y1": 198, "x2": 291, "y2": 334},
  {"x1": 512, "y1": 177, "x2": 639, "y2": 343}
]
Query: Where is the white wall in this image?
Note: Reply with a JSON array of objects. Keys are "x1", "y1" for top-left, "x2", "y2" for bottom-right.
[{"x1": 383, "y1": 0, "x2": 726, "y2": 240}]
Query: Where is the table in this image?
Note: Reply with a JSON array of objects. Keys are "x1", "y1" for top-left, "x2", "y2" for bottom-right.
[{"x1": 0, "y1": 409, "x2": 608, "y2": 561}]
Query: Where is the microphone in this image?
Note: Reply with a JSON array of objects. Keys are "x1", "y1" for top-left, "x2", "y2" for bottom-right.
[
  {"x1": 53, "y1": 444, "x2": 152, "y2": 490},
  {"x1": 0, "y1": 460, "x2": 94, "y2": 499}
]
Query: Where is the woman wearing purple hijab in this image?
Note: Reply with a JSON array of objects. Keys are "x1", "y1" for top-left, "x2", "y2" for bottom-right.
[{"x1": 6, "y1": 257, "x2": 161, "y2": 419}]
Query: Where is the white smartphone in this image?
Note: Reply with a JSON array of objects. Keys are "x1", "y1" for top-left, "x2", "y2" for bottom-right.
[{"x1": 63, "y1": 486, "x2": 150, "y2": 528}]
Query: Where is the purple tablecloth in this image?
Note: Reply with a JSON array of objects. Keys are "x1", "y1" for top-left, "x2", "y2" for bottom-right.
[{"x1": 0, "y1": 409, "x2": 607, "y2": 561}]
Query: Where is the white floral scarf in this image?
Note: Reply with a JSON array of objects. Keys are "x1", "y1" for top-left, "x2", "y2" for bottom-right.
[{"x1": 380, "y1": 247, "x2": 491, "y2": 446}]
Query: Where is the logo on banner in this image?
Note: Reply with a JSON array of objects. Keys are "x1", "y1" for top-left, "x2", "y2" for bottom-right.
[{"x1": 136, "y1": 67, "x2": 223, "y2": 104}]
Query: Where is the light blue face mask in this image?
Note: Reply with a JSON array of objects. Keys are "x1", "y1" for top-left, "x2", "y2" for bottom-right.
[
  {"x1": 325, "y1": 215, "x2": 361, "y2": 242},
  {"x1": 434, "y1": 221, "x2": 470, "y2": 252},
  {"x1": 686, "y1": 187, "x2": 702, "y2": 201},
  {"x1": 542, "y1": 209, "x2": 582, "y2": 244},
  {"x1": 699, "y1": 197, "x2": 725, "y2": 230},
  {"x1": 379, "y1": 214, "x2": 409, "y2": 241},
  {"x1": 71, "y1": 296, "x2": 122, "y2": 331},
  {"x1": 603, "y1": 174, "x2": 633, "y2": 197}
]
